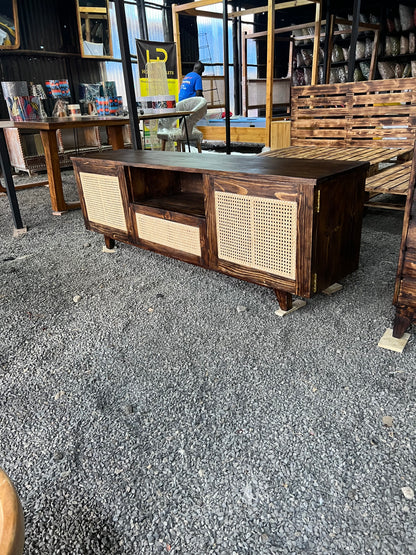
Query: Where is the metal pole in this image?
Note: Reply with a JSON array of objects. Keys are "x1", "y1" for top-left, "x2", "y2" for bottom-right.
[
  {"x1": 114, "y1": 0, "x2": 142, "y2": 150},
  {"x1": 232, "y1": 2, "x2": 240, "y2": 115},
  {"x1": 223, "y1": 0, "x2": 231, "y2": 154},
  {"x1": 348, "y1": 0, "x2": 361, "y2": 82},
  {"x1": 0, "y1": 128, "x2": 25, "y2": 231},
  {"x1": 135, "y1": 0, "x2": 149, "y2": 41}
]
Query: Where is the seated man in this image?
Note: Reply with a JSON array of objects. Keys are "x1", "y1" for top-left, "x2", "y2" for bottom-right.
[{"x1": 178, "y1": 61, "x2": 204, "y2": 102}]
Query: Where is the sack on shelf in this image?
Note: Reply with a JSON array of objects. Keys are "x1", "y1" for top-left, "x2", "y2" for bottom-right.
[
  {"x1": 400, "y1": 36, "x2": 409, "y2": 55},
  {"x1": 399, "y1": 4, "x2": 414, "y2": 31},
  {"x1": 378, "y1": 61, "x2": 395, "y2": 80}
]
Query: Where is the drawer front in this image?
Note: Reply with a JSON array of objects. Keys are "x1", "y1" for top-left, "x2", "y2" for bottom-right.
[{"x1": 136, "y1": 212, "x2": 201, "y2": 258}]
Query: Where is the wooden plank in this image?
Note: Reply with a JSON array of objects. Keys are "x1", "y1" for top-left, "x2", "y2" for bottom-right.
[
  {"x1": 172, "y1": 5, "x2": 182, "y2": 86},
  {"x1": 173, "y1": 0, "x2": 224, "y2": 14},
  {"x1": 270, "y1": 121, "x2": 291, "y2": 149},
  {"x1": 198, "y1": 125, "x2": 266, "y2": 143},
  {"x1": 311, "y1": 1, "x2": 322, "y2": 85},
  {"x1": 228, "y1": 0, "x2": 318, "y2": 19}
]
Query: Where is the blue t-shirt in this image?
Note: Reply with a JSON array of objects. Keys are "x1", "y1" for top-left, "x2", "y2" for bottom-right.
[{"x1": 178, "y1": 72, "x2": 202, "y2": 101}]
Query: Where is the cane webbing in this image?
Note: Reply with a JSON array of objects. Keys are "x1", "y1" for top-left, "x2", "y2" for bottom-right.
[
  {"x1": 215, "y1": 191, "x2": 297, "y2": 279},
  {"x1": 136, "y1": 213, "x2": 201, "y2": 257},
  {"x1": 80, "y1": 172, "x2": 127, "y2": 232}
]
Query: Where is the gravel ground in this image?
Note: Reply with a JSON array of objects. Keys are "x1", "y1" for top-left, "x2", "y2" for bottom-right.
[{"x1": 1, "y1": 169, "x2": 416, "y2": 554}]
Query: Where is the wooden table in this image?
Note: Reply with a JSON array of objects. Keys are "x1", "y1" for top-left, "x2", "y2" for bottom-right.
[
  {"x1": 71, "y1": 150, "x2": 368, "y2": 309},
  {"x1": 13, "y1": 116, "x2": 130, "y2": 214},
  {"x1": 12, "y1": 112, "x2": 191, "y2": 214}
]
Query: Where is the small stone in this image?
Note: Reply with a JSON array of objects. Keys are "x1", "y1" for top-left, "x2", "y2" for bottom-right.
[
  {"x1": 53, "y1": 451, "x2": 64, "y2": 461},
  {"x1": 382, "y1": 415, "x2": 393, "y2": 427},
  {"x1": 83, "y1": 242, "x2": 91, "y2": 248},
  {"x1": 148, "y1": 307, "x2": 154, "y2": 313},
  {"x1": 73, "y1": 295, "x2": 82, "y2": 303},
  {"x1": 123, "y1": 404, "x2": 134, "y2": 415},
  {"x1": 156, "y1": 293, "x2": 164, "y2": 299},
  {"x1": 401, "y1": 487, "x2": 414, "y2": 500},
  {"x1": 237, "y1": 305, "x2": 247, "y2": 313}
]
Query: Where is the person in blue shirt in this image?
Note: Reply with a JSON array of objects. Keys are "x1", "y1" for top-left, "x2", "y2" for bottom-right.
[{"x1": 178, "y1": 61, "x2": 204, "y2": 102}]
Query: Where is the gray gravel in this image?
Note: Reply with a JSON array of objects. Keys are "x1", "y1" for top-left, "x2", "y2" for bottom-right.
[{"x1": 1, "y1": 170, "x2": 416, "y2": 554}]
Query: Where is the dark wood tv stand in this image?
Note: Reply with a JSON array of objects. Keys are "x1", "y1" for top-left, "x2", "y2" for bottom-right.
[{"x1": 71, "y1": 151, "x2": 368, "y2": 310}]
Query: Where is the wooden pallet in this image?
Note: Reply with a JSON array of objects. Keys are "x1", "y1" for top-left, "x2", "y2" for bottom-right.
[
  {"x1": 291, "y1": 78, "x2": 416, "y2": 149},
  {"x1": 365, "y1": 161, "x2": 412, "y2": 210},
  {"x1": 262, "y1": 145, "x2": 413, "y2": 210}
]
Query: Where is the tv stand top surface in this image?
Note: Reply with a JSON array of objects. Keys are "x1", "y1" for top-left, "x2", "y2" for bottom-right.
[{"x1": 71, "y1": 150, "x2": 369, "y2": 183}]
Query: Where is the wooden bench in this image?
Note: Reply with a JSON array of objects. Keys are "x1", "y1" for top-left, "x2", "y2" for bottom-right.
[{"x1": 265, "y1": 77, "x2": 416, "y2": 209}]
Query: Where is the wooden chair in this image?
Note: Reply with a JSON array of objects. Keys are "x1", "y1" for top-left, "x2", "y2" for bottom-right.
[
  {"x1": 157, "y1": 97, "x2": 208, "y2": 153},
  {"x1": 0, "y1": 469, "x2": 24, "y2": 555}
]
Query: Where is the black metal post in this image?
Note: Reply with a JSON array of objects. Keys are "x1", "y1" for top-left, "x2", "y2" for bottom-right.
[
  {"x1": 232, "y1": 3, "x2": 241, "y2": 115},
  {"x1": 348, "y1": 0, "x2": 361, "y2": 82},
  {"x1": 0, "y1": 128, "x2": 25, "y2": 231},
  {"x1": 323, "y1": 1, "x2": 331, "y2": 84},
  {"x1": 136, "y1": 0, "x2": 149, "y2": 41},
  {"x1": 223, "y1": 0, "x2": 231, "y2": 154},
  {"x1": 114, "y1": 0, "x2": 142, "y2": 150}
]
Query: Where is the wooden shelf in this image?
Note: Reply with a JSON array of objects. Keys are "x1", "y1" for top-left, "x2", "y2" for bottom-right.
[{"x1": 136, "y1": 192, "x2": 205, "y2": 218}]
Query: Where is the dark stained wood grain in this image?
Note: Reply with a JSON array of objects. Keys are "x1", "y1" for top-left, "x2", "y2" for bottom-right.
[
  {"x1": 393, "y1": 143, "x2": 416, "y2": 338},
  {"x1": 72, "y1": 151, "x2": 368, "y2": 306},
  {"x1": 137, "y1": 193, "x2": 205, "y2": 217},
  {"x1": 275, "y1": 289, "x2": 293, "y2": 311},
  {"x1": 71, "y1": 150, "x2": 367, "y2": 182},
  {"x1": 291, "y1": 78, "x2": 416, "y2": 150}
]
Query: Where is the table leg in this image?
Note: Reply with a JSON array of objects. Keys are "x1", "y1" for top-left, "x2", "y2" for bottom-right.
[
  {"x1": 274, "y1": 289, "x2": 293, "y2": 311},
  {"x1": 106, "y1": 126, "x2": 125, "y2": 150},
  {"x1": 182, "y1": 116, "x2": 190, "y2": 152},
  {"x1": 0, "y1": 128, "x2": 26, "y2": 234},
  {"x1": 40, "y1": 129, "x2": 80, "y2": 214}
]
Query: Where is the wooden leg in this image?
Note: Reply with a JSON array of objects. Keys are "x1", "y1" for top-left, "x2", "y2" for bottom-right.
[
  {"x1": 0, "y1": 180, "x2": 48, "y2": 193},
  {"x1": 393, "y1": 308, "x2": 413, "y2": 338},
  {"x1": 40, "y1": 129, "x2": 80, "y2": 213},
  {"x1": 161, "y1": 140, "x2": 166, "y2": 151},
  {"x1": 197, "y1": 140, "x2": 202, "y2": 153},
  {"x1": 274, "y1": 289, "x2": 293, "y2": 311},
  {"x1": 106, "y1": 125, "x2": 125, "y2": 150},
  {"x1": 104, "y1": 235, "x2": 115, "y2": 249},
  {"x1": 0, "y1": 468, "x2": 25, "y2": 555}
]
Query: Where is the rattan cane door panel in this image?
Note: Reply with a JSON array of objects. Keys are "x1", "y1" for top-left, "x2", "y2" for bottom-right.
[
  {"x1": 79, "y1": 171, "x2": 127, "y2": 232},
  {"x1": 214, "y1": 191, "x2": 297, "y2": 280}
]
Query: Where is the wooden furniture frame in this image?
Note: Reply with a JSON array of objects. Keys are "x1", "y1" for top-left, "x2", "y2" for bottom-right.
[
  {"x1": 71, "y1": 150, "x2": 368, "y2": 310},
  {"x1": 11, "y1": 116, "x2": 129, "y2": 213},
  {"x1": 172, "y1": 0, "x2": 322, "y2": 147},
  {"x1": 75, "y1": 0, "x2": 113, "y2": 59},
  {"x1": 0, "y1": 468, "x2": 24, "y2": 555},
  {"x1": 0, "y1": 0, "x2": 20, "y2": 50},
  {"x1": 0, "y1": 122, "x2": 25, "y2": 232},
  {"x1": 263, "y1": 77, "x2": 416, "y2": 209},
  {"x1": 393, "y1": 144, "x2": 416, "y2": 338}
]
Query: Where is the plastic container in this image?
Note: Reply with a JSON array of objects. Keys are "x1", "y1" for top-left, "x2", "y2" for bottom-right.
[{"x1": 67, "y1": 104, "x2": 81, "y2": 115}]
